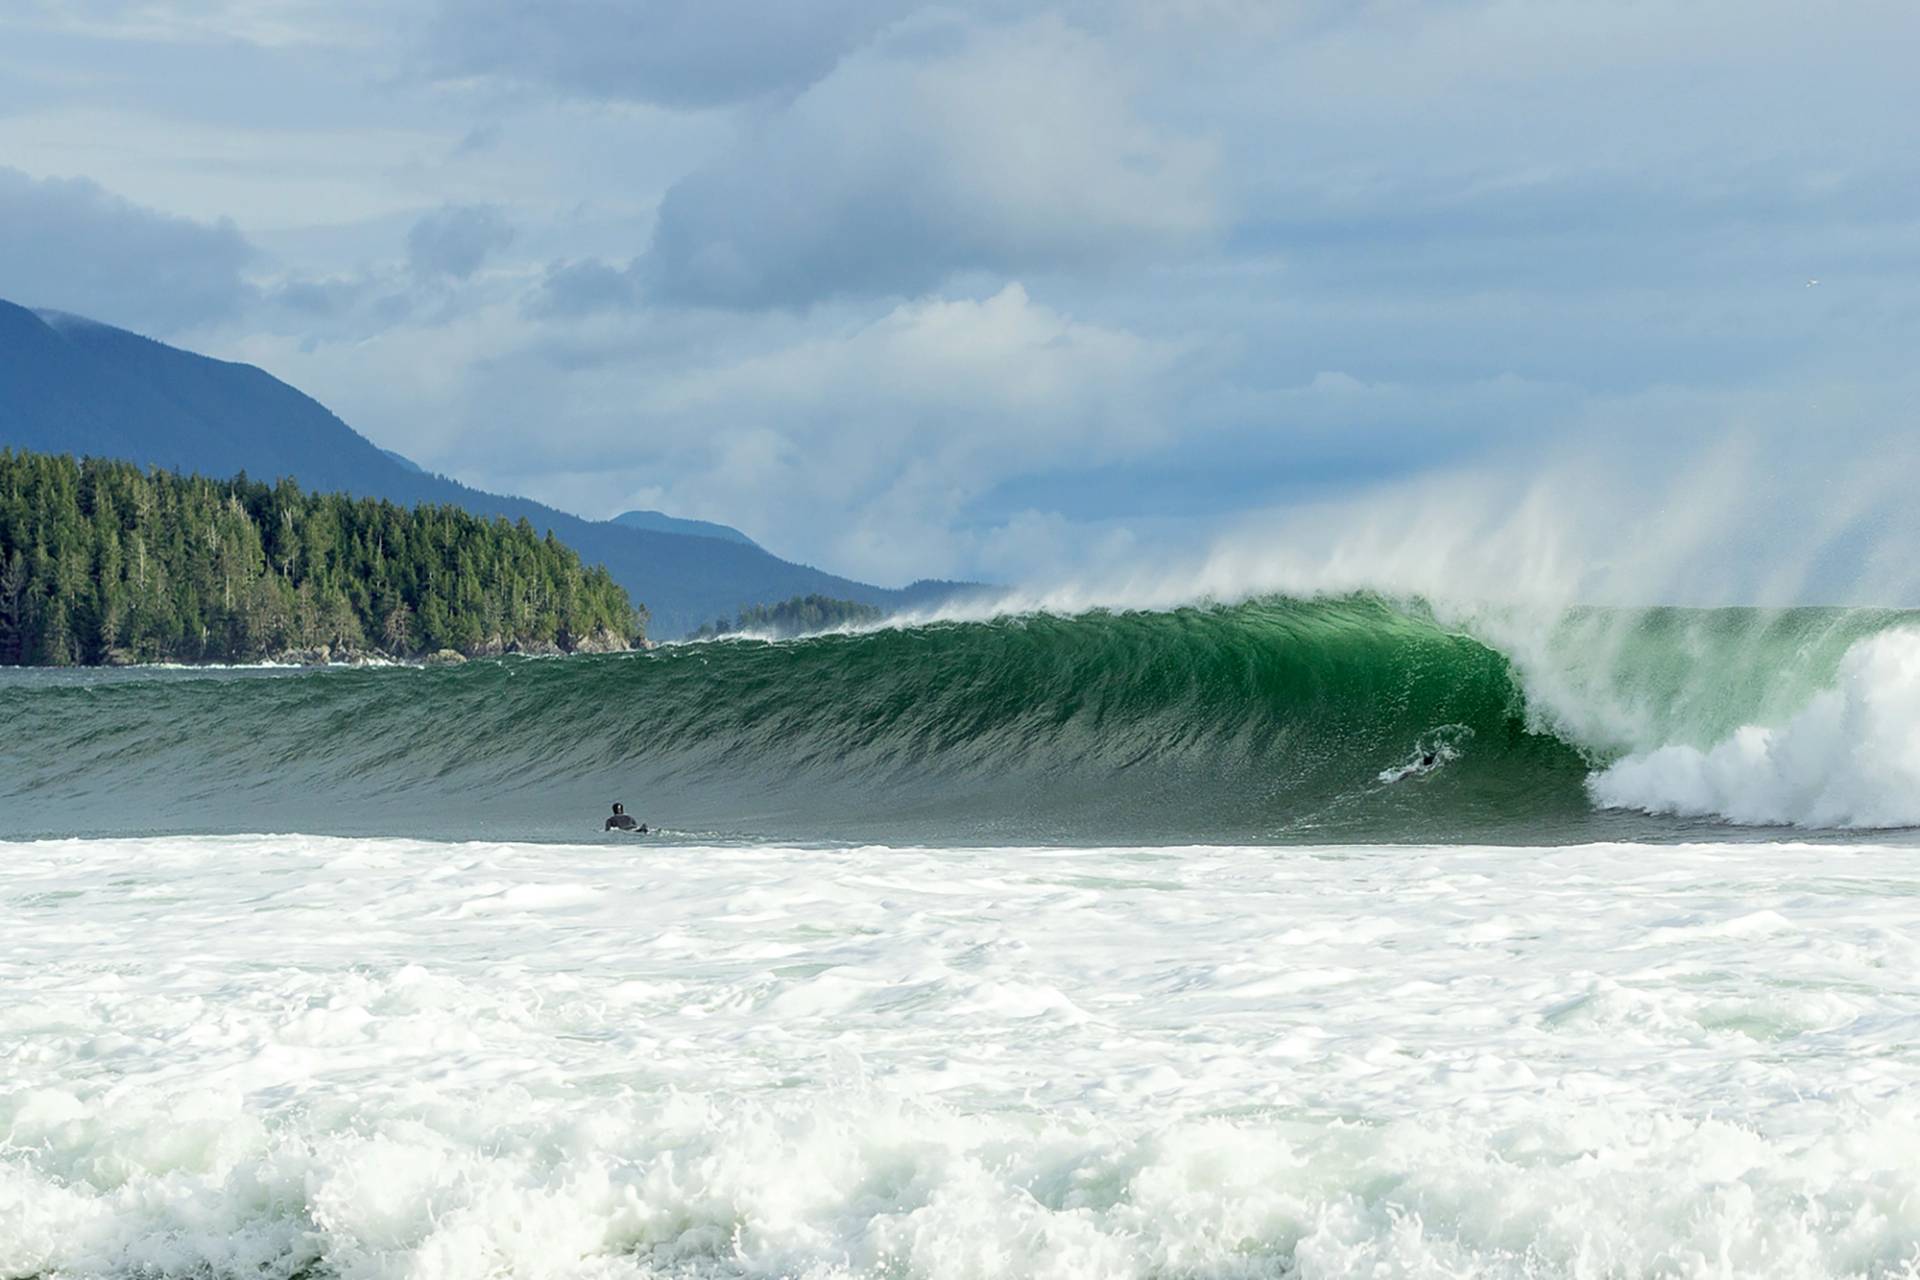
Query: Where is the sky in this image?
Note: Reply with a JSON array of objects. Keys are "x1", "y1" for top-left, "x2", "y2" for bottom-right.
[{"x1": 0, "y1": 1, "x2": 1916, "y2": 590}]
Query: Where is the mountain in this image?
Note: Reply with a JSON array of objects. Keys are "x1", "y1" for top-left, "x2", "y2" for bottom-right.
[
  {"x1": 612, "y1": 508, "x2": 759, "y2": 549},
  {"x1": 0, "y1": 299, "x2": 987, "y2": 636},
  {"x1": 380, "y1": 447, "x2": 427, "y2": 474}
]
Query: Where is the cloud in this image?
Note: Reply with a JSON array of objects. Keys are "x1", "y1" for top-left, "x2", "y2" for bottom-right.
[
  {"x1": 416, "y1": 282, "x2": 1189, "y2": 581},
  {"x1": 407, "y1": 203, "x2": 515, "y2": 281},
  {"x1": 693, "y1": 284, "x2": 1180, "y2": 579},
  {"x1": 18, "y1": 0, "x2": 1914, "y2": 598},
  {"x1": 658, "y1": 282, "x2": 1177, "y2": 458},
  {"x1": 5, "y1": 0, "x2": 386, "y2": 47},
  {"x1": 638, "y1": 15, "x2": 1218, "y2": 307},
  {"x1": 0, "y1": 166, "x2": 252, "y2": 332},
  {"x1": 527, "y1": 257, "x2": 640, "y2": 317},
  {"x1": 425, "y1": 0, "x2": 898, "y2": 108}
]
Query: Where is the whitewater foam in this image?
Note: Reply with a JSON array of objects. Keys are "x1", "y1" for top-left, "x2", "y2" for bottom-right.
[
  {"x1": 1591, "y1": 627, "x2": 1920, "y2": 827},
  {"x1": 7, "y1": 835, "x2": 1920, "y2": 1277}
]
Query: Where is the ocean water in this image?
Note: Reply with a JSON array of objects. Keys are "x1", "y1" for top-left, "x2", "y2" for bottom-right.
[
  {"x1": 7, "y1": 835, "x2": 1920, "y2": 1278},
  {"x1": 10, "y1": 598, "x2": 1920, "y2": 1277},
  {"x1": 9, "y1": 597, "x2": 1920, "y2": 846}
]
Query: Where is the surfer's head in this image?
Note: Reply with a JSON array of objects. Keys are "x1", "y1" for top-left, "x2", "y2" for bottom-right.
[{"x1": 611, "y1": 802, "x2": 624, "y2": 815}]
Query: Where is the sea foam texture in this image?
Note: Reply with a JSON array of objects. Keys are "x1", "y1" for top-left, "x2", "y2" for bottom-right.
[
  {"x1": 1591, "y1": 627, "x2": 1920, "y2": 827},
  {"x1": 6, "y1": 835, "x2": 1920, "y2": 1278}
]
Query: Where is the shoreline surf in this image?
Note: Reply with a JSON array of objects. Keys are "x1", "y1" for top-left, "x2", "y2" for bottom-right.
[{"x1": 7, "y1": 833, "x2": 1919, "y2": 1279}]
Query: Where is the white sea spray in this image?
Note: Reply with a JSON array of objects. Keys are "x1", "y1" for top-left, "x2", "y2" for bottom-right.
[
  {"x1": 5, "y1": 835, "x2": 1920, "y2": 1278},
  {"x1": 1591, "y1": 627, "x2": 1920, "y2": 827}
]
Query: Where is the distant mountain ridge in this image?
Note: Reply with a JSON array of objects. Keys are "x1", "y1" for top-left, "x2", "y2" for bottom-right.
[
  {"x1": 380, "y1": 447, "x2": 427, "y2": 474},
  {"x1": 0, "y1": 299, "x2": 986, "y2": 636},
  {"x1": 612, "y1": 508, "x2": 760, "y2": 550}
]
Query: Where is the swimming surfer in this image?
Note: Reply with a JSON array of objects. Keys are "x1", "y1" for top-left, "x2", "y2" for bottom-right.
[{"x1": 606, "y1": 802, "x2": 647, "y2": 833}]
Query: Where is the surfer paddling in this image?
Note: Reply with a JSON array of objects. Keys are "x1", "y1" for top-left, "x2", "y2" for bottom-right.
[{"x1": 606, "y1": 802, "x2": 649, "y2": 834}]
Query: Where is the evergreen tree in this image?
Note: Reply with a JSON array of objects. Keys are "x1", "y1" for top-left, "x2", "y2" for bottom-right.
[
  {"x1": 0, "y1": 448, "x2": 644, "y2": 665},
  {"x1": 692, "y1": 594, "x2": 886, "y2": 640}
]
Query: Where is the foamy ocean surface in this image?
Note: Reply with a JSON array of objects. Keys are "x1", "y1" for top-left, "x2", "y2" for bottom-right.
[{"x1": 7, "y1": 835, "x2": 1920, "y2": 1279}]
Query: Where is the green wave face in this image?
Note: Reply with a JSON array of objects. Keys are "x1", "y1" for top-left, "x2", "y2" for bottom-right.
[{"x1": 4, "y1": 596, "x2": 1914, "y2": 844}]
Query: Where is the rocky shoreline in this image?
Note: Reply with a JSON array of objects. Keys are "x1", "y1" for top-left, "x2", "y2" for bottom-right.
[{"x1": 100, "y1": 627, "x2": 646, "y2": 669}]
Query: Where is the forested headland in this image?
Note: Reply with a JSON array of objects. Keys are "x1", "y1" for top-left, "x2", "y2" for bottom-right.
[
  {"x1": 692, "y1": 594, "x2": 886, "y2": 640},
  {"x1": 0, "y1": 449, "x2": 644, "y2": 666}
]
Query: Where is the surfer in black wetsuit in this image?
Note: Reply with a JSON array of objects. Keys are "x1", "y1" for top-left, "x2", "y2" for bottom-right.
[{"x1": 606, "y1": 802, "x2": 642, "y2": 832}]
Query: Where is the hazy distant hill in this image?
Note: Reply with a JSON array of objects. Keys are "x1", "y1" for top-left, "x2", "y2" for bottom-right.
[
  {"x1": 612, "y1": 508, "x2": 760, "y2": 550},
  {"x1": 0, "y1": 299, "x2": 984, "y2": 636}
]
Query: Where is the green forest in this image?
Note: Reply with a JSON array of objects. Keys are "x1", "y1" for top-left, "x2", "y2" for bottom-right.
[
  {"x1": 0, "y1": 449, "x2": 643, "y2": 666},
  {"x1": 693, "y1": 593, "x2": 885, "y2": 640}
]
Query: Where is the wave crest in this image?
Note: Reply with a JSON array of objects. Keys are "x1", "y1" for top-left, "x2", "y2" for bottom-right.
[{"x1": 7, "y1": 596, "x2": 1920, "y2": 840}]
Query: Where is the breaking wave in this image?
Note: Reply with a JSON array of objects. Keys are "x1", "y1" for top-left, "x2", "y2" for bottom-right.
[{"x1": 6, "y1": 595, "x2": 1920, "y2": 841}]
